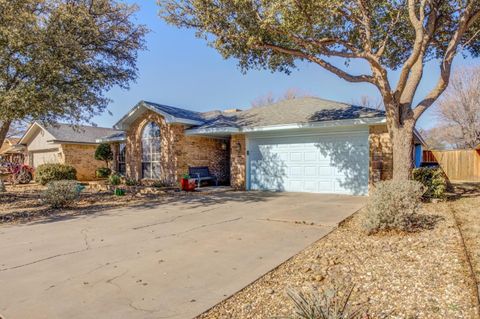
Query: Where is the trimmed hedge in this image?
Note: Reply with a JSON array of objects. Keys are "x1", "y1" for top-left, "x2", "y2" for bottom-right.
[
  {"x1": 412, "y1": 167, "x2": 448, "y2": 199},
  {"x1": 35, "y1": 164, "x2": 77, "y2": 185}
]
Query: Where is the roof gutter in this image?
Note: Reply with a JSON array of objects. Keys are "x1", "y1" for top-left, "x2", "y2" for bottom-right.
[
  {"x1": 46, "y1": 140, "x2": 101, "y2": 146},
  {"x1": 96, "y1": 136, "x2": 127, "y2": 143},
  {"x1": 413, "y1": 128, "x2": 427, "y2": 147},
  {"x1": 185, "y1": 117, "x2": 386, "y2": 136}
]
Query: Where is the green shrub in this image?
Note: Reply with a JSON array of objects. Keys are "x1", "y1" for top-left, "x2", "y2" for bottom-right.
[
  {"x1": 412, "y1": 167, "x2": 447, "y2": 198},
  {"x1": 286, "y1": 283, "x2": 367, "y2": 319},
  {"x1": 363, "y1": 180, "x2": 424, "y2": 234},
  {"x1": 96, "y1": 167, "x2": 111, "y2": 178},
  {"x1": 152, "y1": 180, "x2": 172, "y2": 188},
  {"x1": 94, "y1": 143, "x2": 113, "y2": 167},
  {"x1": 113, "y1": 188, "x2": 126, "y2": 196},
  {"x1": 125, "y1": 179, "x2": 138, "y2": 186},
  {"x1": 108, "y1": 173, "x2": 122, "y2": 186},
  {"x1": 42, "y1": 180, "x2": 81, "y2": 208},
  {"x1": 35, "y1": 164, "x2": 77, "y2": 185}
]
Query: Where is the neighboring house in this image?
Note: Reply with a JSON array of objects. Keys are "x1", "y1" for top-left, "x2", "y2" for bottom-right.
[
  {"x1": 99, "y1": 97, "x2": 424, "y2": 195},
  {"x1": 18, "y1": 122, "x2": 122, "y2": 180},
  {"x1": 0, "y1": 138, "x2": 26, "y2": 163}
]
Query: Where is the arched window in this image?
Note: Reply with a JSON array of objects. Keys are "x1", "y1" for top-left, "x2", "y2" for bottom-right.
[{"x1": 141, "y1": 122, "x2": 161, "y2": 179}]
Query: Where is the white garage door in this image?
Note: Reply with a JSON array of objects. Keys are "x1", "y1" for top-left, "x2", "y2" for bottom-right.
[
  {"x1": 32, "y1": 150, "x2": 60, "y2": 168},
  {"x1": 248, "y1": 132, "x2": 369, "y2": 195}
]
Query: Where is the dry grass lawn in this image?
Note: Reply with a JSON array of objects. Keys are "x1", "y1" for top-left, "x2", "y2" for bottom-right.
[{"x1": 0, "y1": 183, "x2": 171, "y2": 224}]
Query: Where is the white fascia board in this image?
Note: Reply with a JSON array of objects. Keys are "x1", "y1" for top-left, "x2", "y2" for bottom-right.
[
  {"x1": 18, "y1": 122, "x2": 44, "y2": 145},
  {"x1": 185, "y1": 127, "x2": 240, "y2": 136},
  {"x1": 142, "y1": 103, "x2": 204, "y2": 125},
  {"x1": 114, "y1": 101, "x2": 204, "y2": 130},
  {"x1": 113, "y1": 103, "x2": 144, "y2": 130},
  {"x1": 413, "y1": 128, "x2": 427, "y2": 146},
  {"x1": 241, "y1": 117, "x2": 386, "y2": 133},
  {"x1": 47, "y1": 140, "x2": 99, "y2": 146},
  {"x1": 95, "y1": 136, "x2": 126, "y2": 143},
  {"x1": 187, "y1": 117, "x2": 386, "y2": 136}
]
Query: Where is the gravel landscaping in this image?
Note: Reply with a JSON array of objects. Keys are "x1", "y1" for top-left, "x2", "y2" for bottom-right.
[
  {"x1": 449, "y1": 186, "x2": 480, "y2": 308},
  {"x1": 198, "y1": 198, "x2": 480, "y2": 319}
]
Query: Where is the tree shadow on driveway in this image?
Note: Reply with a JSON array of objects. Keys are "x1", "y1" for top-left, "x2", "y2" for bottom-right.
[{"x1": 18, "y1": 191, "x2": 280, "y2": 226}]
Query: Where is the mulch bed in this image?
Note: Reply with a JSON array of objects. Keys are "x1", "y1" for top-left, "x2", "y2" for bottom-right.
[{"x1": 198, "y1": 198, "x2": 480, "y2": 319}]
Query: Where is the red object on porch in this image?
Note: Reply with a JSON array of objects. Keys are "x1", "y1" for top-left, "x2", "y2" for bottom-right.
[{"x1": 181, "y1": 178, "x2": 196, "y2": 191}]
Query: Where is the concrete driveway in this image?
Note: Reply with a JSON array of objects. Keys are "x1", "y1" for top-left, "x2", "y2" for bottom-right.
[{"x1": 0, "y1": 191, "x2": 365, "y2": 319}]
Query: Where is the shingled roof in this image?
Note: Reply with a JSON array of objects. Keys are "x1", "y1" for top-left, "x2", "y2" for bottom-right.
[
  {"x1": 99, "y1": 97, "x2": 386, "y2": 141},
  {"x1": 19, "y1": 122, "x2": 123, "y2": 145},
  {"x1": 192, "y1": 97, "x2": 385, "y2": 132}
]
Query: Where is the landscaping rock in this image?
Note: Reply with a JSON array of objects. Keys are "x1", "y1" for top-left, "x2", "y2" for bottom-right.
[{"x1": 198, "y1": 202, "x2": 478, "y2": 319}]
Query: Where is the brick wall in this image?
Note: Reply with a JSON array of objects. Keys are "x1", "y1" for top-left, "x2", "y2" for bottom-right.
[
  {"x1": 369, "y1": 125, "x2": 393, "y2": 186},
  {"x1": 61, "y1": 144, "x2": 105, "y2": 181},
  {"x1": 230, "y1": 134, "x2": 246, "y2": 190},
  {"x1": 181, "y1": 136, "x2": 230, "y2": 183},
  {"x1": 124, "y1": 110, "x2": 229, "y2": 185},
  {"x1": 125, "y1": 110, "x2": 182, "y2": 183},
  {"x1": 110, "y1": 142, "x2": 119, "y2": 173}
]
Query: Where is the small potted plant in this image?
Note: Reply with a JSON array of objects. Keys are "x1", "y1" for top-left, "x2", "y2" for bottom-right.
[{"x1": 180, "y1": 174, "x2": 196, "y2": 191}]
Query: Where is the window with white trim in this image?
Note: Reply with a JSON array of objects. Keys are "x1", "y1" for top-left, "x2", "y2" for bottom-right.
[{"x1": 141, "y1": 122, "x2": 161, "y2": 179}]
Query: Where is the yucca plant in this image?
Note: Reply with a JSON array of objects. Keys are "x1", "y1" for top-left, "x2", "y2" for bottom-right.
[{"x1": 285, "y1": 284, "x2": 368, "y2": 319}]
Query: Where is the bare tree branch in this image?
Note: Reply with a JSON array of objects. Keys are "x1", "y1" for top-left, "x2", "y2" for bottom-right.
[
  {"x1": 414, "y1": 3, "x2": 479, "y2": 120},
  {"x1": 259, "y1": 43, "x2": 376, "y2": 85}
]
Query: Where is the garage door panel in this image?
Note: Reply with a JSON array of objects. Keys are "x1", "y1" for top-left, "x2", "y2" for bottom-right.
[
  {"x1": 304, "y1": 152, "x2": 317, "y2": 161},
  {"x1": 289, "y1": 166, "x2": 304, "y2": 177},
  {"x1": 32, "y1": 150, "x2": 60, "y2": 168},
  {"x1": 248, "y1": 132, "x2": 369, "y2": 195},
  {"x1": 290, "y1": 152, "x2": 303, "y2": 161},
  {"x1": 304, "y1": 166, "x2": 317, "y2": 176},
  {"x1": 289, "y1": 180, "x2": 303, "y2": 192},
  {"x1": 304, "y1": 181, "x2": 317, "y2": 192},
  {"x1": 318, "y1": 180, "x2": 334, "y2": 192},
  {"x1": 318, "y1": 166, "x2": 334, "y2": 176}
]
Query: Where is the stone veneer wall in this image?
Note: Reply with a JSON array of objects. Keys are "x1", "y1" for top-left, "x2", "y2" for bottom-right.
[
  {"x1": 230, "y1": 134, "x2": 246, "y2": 190},
  {"x1": 369, "y1": 125, "x2": 393, "y2": 186},
  {"x1": 124, "y1": 110, "x2": 229, "y2": 184},
  {"x1": 61, "y1": 144, "x2": 105, "y2": 181}
]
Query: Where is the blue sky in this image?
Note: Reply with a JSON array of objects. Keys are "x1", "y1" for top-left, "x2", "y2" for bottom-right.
[{"x1": 94, "y1": 1, "x2": 478, "y2": 130}]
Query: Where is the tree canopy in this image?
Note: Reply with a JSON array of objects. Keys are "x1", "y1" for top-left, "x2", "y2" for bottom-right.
[
  {"x1": 0, "y1": 0, "x2": 147, "y2": 144},
  {"x1": 159, "y1": 0, "x2": 480, "y2": 179},
  {"x1": 95, "y1": 143, "x2": 114, "y2": 167}
]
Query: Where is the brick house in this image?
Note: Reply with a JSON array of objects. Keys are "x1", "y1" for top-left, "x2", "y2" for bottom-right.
[
  {"x1": 99, "y1": 97, "x2": 424, "y2": 195},
  {"x1": 18, "y1": 122, "x2": 123, "y2": 180}
]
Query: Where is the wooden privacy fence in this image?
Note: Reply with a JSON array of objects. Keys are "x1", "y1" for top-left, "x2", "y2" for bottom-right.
[{"x1": 431, "y1": 149, "x2": 480, "y2": 182}]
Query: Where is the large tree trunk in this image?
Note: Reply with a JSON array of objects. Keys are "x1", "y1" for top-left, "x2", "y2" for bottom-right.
[
  {"x1": 0, "y1": 121, "x2": 11, "y2": 192},
  {"x1": 389, "y1": 122, "x2": 415, "y2": 181},
  {"x1": 0, "y1": 120, "x2": 11, "y2": 148}
]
